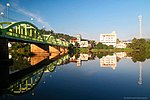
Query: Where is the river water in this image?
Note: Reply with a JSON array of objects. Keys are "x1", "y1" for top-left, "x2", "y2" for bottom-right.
[{"x1": 0, "y1": 52, "x2": 150, "y2": 100}]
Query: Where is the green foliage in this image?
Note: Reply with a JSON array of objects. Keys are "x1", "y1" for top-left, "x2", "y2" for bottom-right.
[
  {"x1": 39, "y1": 29, "x2": 76, "y2": 42},
  {"x1": 127, "y1": 51, "x2": 150, "y2": 62},
  {"x1": 128, "y1": 38, "x2": 150, "y2": 51},
  {"x1": 94, "y1": 42, "x2": 114, "y2": 49},
  {"x1": 75, "y1": 42, "x2": 79, "y2": 48},
  {"x1": 76, "y1": 48, "x2": 89, "y2": 53},
  {"x1": 116, "y1": 38, "x2": 120, "y2": 44},
  {"x1": 89, "y1": 40, "x2": 96, "y2": 49},
  {"x1": 10, "y1": 42, "x2": 31, "y2": 56},
  {"x1": 96, "y1": 52, "x2": 113, "y2": 59}
]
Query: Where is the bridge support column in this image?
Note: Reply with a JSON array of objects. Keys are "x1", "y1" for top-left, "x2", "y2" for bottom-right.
[
  {"x1": 0, "y1": 38, "x2": 8, "y2": 60},
  {"x1": 60, "y1": 47, "x2": 65, "y2": 53},
  {"x1": 31, "y1": 44, "x2": 49, "y2": 56},
  {"x1": 49, "y1": 46, "x2": 60, "y2": 59},
  {"x1": 49, "y1": 46, "x2": 60, "y2": 53},
  {"x1": 65, "y1": 48, "x2": 68, "y2": 53}
]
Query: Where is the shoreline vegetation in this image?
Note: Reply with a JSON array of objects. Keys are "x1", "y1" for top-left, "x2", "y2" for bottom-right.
[
  {"x1": 74, "y1": 48, "x2": 135, "y2": 53},
  {"x1": 71, "y1": 38, "x2": 150, "y2": 53}
]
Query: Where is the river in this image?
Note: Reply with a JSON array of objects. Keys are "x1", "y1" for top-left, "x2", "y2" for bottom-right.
[{"x1": 0, "y1": 52, "x2": 150, "y2": 100}]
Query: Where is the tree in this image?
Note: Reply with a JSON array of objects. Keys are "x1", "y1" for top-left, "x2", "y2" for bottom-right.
[
  {"x1": 129, "y1": 38, "x2": 147, "y2": 51},
  {"x1": 75, "y1": 42, "x2": 79, "y2": 48},
  {"x1": 116, "y1": 38, "x2": 120, "y2": 44}
]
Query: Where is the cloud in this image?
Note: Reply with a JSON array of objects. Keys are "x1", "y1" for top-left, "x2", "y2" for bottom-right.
[
  {"x1": 10, "y1": 1, "x2": 54, "y2": 30},
  {"x1": 0, "y1": 4, "x2": 5, "y2": 12}
]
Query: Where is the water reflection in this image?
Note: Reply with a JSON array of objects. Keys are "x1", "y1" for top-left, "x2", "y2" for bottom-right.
[
  {"x1": 100, "y1": 53, "x2": 117, "y2": 70},
  {"x1": 0, "y1": 54, "x2": 70, "y2": 96},
  {"x1": 100, "y1": 52, "x2": 127, "y2": 70},
  {"x1": 70, "y1": 52, "x2": 146, "y2": 86},
  {"x1": 70, "y1": 53, "x2": 95, "y2": 67},
  {"x1": 138, "y1": 62, "x2": 142, "y2": 85},
  {"x1": 0, "y1": 51, "x2": 150, "y2": 99}
]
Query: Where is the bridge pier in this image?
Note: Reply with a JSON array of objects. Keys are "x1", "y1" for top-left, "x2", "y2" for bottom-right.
[
  {"x1": 60, "y1": 47, "x2": 65, "y2": 53},
  {"x1": 49, "y1": 46, "x2": 60, "y2": 59},
  {"x1": 30, "y1": 44, "x2": 68, "y2": 60},
  {"x1": 31, "y1": 44, "x2": 49, "y2": 56},
  {"x1": 0, "y1": 38, "x2": 8, "y2": 60},
  {"x1": 65, "y1": 48, "x2": 68, "y2": 53},
  {"x1": 49, "y1": 46, "x2": 60, "y2": 53}
]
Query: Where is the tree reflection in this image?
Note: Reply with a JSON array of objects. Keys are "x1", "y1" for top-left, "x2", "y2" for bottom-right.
[{"x1": 127, "y1": 51, "x2": 150, "y2": 63}]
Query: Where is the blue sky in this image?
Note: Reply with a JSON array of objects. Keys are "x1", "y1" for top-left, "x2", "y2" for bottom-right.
[{"x1": 0, "y1": 0, "x2": 150, "y2": 41}]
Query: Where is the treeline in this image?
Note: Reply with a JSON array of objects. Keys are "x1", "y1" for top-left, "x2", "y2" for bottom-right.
[
  {"x1": 93, "y1": 42, "x2": 114, "y2": 49},
  {"x1": 126, "y1": 38, "x2": 150, "y2": 62},
  {"x1": 40, "y1": 29, "x2": 75, "y2": 42},
  {"x1": 127, "y1": 38, "x2": 150, "y2": 51},
  {"x1": 127, "y1": 51, "x2": 150, "y2": 62}
]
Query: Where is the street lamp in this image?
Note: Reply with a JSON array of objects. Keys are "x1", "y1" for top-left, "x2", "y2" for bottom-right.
[
  {"x1": 0, "y1": 12, "x2": 4, "y2": 21},
  {"x1": 30, "y1": 17, "x2": 34, "y2": 24},
  {"x1": 30, "y1": 17, "x2": 34, "y2": 21},
  {"x1": 6, "y1": 3, "x2": 10, "y2": 21}
]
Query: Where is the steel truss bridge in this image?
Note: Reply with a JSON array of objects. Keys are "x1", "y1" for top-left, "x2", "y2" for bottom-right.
[{"x1": 0, "y1": 21, "x2": 69, "y2": 47}]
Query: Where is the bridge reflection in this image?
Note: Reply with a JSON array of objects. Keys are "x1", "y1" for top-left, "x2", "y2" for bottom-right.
[{"x1": 0, "y1": 54, "x2": 70, "y2": 96}]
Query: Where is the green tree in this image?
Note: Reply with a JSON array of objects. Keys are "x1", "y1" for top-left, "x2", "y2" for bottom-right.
[
  {"x1": 129, "y1": 38, "x2": 147, "y2": 51},
  {"x1": 116, "y1": 38, "x2": 120, "y2": 44}
]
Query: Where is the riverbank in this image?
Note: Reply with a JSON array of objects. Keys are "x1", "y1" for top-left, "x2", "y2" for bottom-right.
[{"x1": 75, "y1": 48, "x2": 134, "y2": 53}]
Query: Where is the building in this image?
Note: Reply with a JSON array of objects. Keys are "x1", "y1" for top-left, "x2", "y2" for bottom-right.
[
  {"x1": 76, "y1": 34, "x2": 81, "y2": 43},
  {"x1": 100, "y1": 31, "x2": 117, "y2": 47},
  {"x1": 76, "y1": 34, "x2": 89, "y2": 48},
  {"x1": 70, "y1": 38, "x2": 77, "y2": 45},
  {"x1": 70, "y1": 34, "x2": 89, "y2": 47},
  {"x1": 79, "y1": 41, "x2": 89, "y2": 47},
  {"x1": 116, "y1": 42, "x2": 127, "y2": 48}
]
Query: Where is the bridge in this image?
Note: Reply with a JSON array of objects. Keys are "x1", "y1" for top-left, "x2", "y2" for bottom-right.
[
  {"x1": 0, "y1": 54, "x2": 70, "y2": 95},
  {"x1": 0, "y1": 21, "x2": 69, "y2": 60}
]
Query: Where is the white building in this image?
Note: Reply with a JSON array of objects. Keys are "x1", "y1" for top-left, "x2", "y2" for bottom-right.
[
  {"x1": 76, "y1": 34, "x2": 89, "y2": 48},
  {"x1": 100, "y1": 31, "x2": 117, "y2": 47},
  {"x1": 76, "y1": 34, "x2": 81, "y2": 43},
  {"x1": 116, "y1": 42, "x2": 127, "y2": 48},
  {"x1": 80, "y1": 41, "x2": 89, "y2": 47}
]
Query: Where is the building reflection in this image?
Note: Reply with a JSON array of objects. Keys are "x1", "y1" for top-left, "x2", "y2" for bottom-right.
[
  {"x1": 100, "y1": 54, "x2": 117, "y2": 70},
  {"x1": 99, "y1": 52, "x2": 143, "y2": 85},
  {"x1": 100, "y1": 52, "x2": 127, "y2": 70},
  {"x1": 70, "y1": 53, "x2": 94, "y2": 67},
  {"x1": 115, "y1": 52, "x2": 127, "y2": 59}
]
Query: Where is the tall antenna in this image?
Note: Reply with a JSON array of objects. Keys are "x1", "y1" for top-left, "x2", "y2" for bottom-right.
[{"x1": 138, "y1": 15, "x2": 142, "y2": 38}]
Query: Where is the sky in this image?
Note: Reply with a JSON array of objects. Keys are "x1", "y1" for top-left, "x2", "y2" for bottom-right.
[{"x1": 0, "y1": 0, "x2": 150, "y2": 41}]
